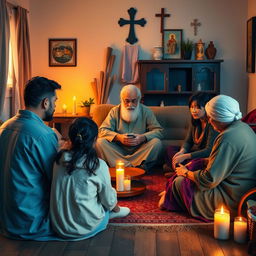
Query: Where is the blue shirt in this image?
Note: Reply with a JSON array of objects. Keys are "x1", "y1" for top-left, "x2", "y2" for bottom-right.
[{"x1": 0, "y1": 110, "x2": 59, "y2": 240}]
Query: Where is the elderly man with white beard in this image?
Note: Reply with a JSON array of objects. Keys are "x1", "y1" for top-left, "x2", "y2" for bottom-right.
[{"x1": 95, "y1": 84, "x2": 163, "y2": 172}]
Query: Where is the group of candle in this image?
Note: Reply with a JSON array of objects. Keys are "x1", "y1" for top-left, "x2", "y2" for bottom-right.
[
  {"x1": 62, "y1": 96, "x2": 77, "y2": 115},
  {"x1": 115, "y1": 161, "x2": 131, "y2": 192},
  {"x1": 214, "y1": 206, "x2": 247, "y2": 243}
]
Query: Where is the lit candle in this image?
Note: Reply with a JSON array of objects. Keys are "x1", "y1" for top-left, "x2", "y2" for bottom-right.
[
  {"x1": 62, "y1": 104, "x2": 67, "y2": 114},
  {"x1": 214, "y1": 206, "x2": 230, "y2": 240},
  {"x1": 124, "y1": 175, "x2": 131, "y2": 191},
  {"x1": 116, "y1": 168, "x2": 124, "y2": 191},
  {"x1": 72, "y1": 96, "x2": 77, "y2": 115},
  {"x1": 116, "y1": 160, "x2": 124, "y2": 170},
  {"x1": 234, "y1": 216, "x2": 247, "y2": 243}
]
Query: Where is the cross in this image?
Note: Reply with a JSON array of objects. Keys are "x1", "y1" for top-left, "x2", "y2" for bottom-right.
[
  {"x1": 191, "y1": 18, "x2": 201, "y2": 36},
  {"x1": 155, "y1": 8, "x2": 170, "y2": 33},
  {"x1": 118, "y1": 7, "x2": 146, "y2": 45}
]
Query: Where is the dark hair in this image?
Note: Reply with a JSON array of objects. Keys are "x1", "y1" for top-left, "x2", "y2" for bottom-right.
[
  {"x1": 56, "y1": 117, "x2": 99, "y2": 175},
  {"x1": 188, "y1": 92, "x2": 215, "y2": 126},
  {"x1": 24, "y1": 76, "x2": 61, "y2": 107}
]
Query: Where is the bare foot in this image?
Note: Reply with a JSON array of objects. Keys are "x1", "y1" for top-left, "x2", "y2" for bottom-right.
[
  {"x1": 158, "y1": 191, "x2": 165, "y2": 197},
  {"x1": 158, "y1": 191, "x2": 166, "y2": 209}
]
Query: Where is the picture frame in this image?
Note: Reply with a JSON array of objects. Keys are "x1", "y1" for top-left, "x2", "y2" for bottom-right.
[
  {"x1": 247, "y1": 17, "x2": 256, "y2": 73},
  {"x1": 162, "y1": 29, "x2": 183, "y2": 59},
  {"x1": 49, "y1": 38, "x2": 77, "y2": 67}
]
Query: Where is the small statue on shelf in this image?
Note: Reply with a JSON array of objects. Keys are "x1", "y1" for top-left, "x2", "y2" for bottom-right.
[
  {"x1": 205, "y1": 41, "x2": 217, "y2": 59},
  {"x1": 195, "y1": 39, "x2": 205, "y2": 60}
]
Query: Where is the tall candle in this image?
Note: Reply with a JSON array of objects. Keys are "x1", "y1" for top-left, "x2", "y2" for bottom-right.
[
  {"x1": 72, "y1": 96, "x2": 77, "y2": 115},
  {"x1": 214, "y1": 206, "x2": 230, "y2": 240},
  {"x1": 124, "y1": 175, "x2": 131, "y2": 191},
  {"x1": 116, "y1": 161, "x2": 124, "y2": 170},
  {"x1": 116, "y1": 168, "x2": 124, "y2": 191},
  {"x1": 62, "y1": 104, "x2": 67, "y2": 114},
  {"x1": 234, "y1": 216, "x2": 247, "y2": 243}
]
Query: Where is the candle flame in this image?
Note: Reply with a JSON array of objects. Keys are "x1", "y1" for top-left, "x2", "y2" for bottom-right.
[
  {"x1": 239, "y1": 217, "x2": 242, "y2": 221},
  {"x1": 62, "y1": 104, "x2": 67, "y2": 109},
  {"x1": 73, "y1": 96, "x2": 76, "y2": 101},
  {"x1": 220, "y1": 205, "x2": 224, "y2": 214}
]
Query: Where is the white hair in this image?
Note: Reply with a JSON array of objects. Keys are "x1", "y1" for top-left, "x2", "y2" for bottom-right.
[{"x1": 120, "y1": 84, "x2": 141, "y2": 100}]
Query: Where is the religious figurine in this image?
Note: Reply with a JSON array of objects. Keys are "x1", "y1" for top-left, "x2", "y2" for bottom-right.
[
  {"x1": 195, "y1": 39, "x2": 205, "y2": 60},
  {"x1": 167, "y1": 34, "x2": 177, "y2": 55}
]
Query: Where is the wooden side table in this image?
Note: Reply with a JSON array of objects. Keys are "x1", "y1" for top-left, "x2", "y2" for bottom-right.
[
  {"x1": 109, "y1": 167, "x2": 146, "y2": 198},
  {"x1": 47, "y1": 113, "x2": 90, "y2": 138}
]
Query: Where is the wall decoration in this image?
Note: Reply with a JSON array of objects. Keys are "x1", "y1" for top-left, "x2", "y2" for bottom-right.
[
  {"x1": 118, "y1": 7, "x2": 146, "y2": 45},
  {"x1": 247, "y1": 17, "x2": 256, "y2": 73},
  {"x1": 191, "y1": 18, "x2": 201, "y2": 36},
  {"x1": 49, "y1": 38, "x2": 77, "y2": 67},
  {"x1": 155, "y1": 8, "x2": 170, "y2": 33},
  {"x1": 162, "y1": 29, "x2": 182, "y2": 59}
]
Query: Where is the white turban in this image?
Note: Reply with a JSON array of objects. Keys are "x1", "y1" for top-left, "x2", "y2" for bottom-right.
[{"x1": 205, "y1": 95, "x2": 242, "y2": 122}]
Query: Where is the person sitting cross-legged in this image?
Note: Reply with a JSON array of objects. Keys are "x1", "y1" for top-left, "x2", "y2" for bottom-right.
[
  {"x1": 50, "y1": 117, "x2": 130, "y2": 240},
  {"x1": 159, "y1": 95, "x2": 256, "y2": 221},
  {"x1": 95, "y1": 84, "x2": 163, "y2": 172}
]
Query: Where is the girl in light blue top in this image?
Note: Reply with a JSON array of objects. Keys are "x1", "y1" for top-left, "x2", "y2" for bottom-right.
[{"x1": 50, "y1": 117, "x2": 130, "y2": 240}]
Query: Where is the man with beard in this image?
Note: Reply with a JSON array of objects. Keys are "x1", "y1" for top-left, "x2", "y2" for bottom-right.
[
  {"x1": 96, "y1": 84, "x2": 163, "y2": 171},
  {"x1": 0, "y1": 76, "x2": 61, "y2": 240}
]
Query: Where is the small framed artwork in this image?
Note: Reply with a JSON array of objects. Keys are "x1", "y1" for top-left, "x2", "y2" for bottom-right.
[
  {"x1": 49, "y1": 38, "x2": 77, "y2": 67},
  {"x1": 247, "y1": 17, "x2": 256, "y2": 73},
  {"x1": 162, "y1": 29, "x2": 183, "y2": 59}
]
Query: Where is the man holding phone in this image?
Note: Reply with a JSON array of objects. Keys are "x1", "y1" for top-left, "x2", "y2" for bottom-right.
[{"x1": 96, "y1": 84, "x2": 163, "y2": 172}]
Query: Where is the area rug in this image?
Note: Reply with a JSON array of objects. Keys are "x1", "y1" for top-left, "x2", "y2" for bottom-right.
[{"x1": 109, "y1": 173, "x2": 212, "y2": 227}]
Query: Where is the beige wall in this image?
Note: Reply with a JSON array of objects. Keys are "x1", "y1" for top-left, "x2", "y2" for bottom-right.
[
  {"x1": 247, "y1": 0, "x2": 256, "y2": 113},
  {"x1": 23, "y1": 0, "x2": 248, "y2": 113}
]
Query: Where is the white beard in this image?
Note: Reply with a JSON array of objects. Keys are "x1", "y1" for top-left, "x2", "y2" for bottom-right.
[{"x1": 121, "y1": 103, "x2": 140, "y2": 123}]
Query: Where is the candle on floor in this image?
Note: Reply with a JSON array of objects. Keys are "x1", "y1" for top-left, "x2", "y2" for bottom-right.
[
  {"x1": 214, "y1": 206, "x2": 230, "y2": 240},
  {"x1": 62, "y1": 104, "x2": 67, "y2": 114},
  {"x1": 116, "y1": 168, "x2": 124, "y2": 191},
  {"x1": 124, "y1": 175, "x2": 131, "y2": 191},
  {"x1": 116, "y1": 160, "x2": 124, "y2": 170},
  {"x1": 72, "y1": 96, "x2": 77, "y2": 115},
  {"x1": 234, "y1": 216, "x2": 247, "y2": 243}
]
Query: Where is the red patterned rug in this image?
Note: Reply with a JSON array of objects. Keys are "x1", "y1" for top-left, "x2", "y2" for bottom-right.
[{"x1": 109, "y1": 173, "x2": 209, "y2": 225}]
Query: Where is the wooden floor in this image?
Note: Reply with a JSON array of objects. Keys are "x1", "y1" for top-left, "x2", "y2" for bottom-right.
[{"x1": 0, "y1": 225, "x2": 249, "y2": 256}]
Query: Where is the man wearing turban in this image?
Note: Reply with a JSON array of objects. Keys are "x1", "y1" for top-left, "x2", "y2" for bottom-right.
[{"x1": 161, "y1": 95, "x2": 256, "y2": 220}]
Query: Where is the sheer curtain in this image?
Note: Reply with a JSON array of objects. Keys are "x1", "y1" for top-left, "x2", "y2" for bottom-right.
[{"x1": 0, "y1": 0, "x2": 10, "y2": 120}]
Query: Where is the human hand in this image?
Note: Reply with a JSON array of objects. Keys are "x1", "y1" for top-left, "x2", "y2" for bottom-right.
[
  {"x1": 175, "y1": 164, "x2": 188, "y2": 177},
  {"x1": 172, "y1": 153, "x2": 189, "y2": 169}
]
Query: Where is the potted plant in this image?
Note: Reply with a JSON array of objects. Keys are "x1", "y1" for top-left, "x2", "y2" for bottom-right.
[
  {"x1": 181, "y1": 39, "x2": 194, "y2": 60},
  {"x1": 80, "y1": 97, "x2": 95, "y2": 116}
]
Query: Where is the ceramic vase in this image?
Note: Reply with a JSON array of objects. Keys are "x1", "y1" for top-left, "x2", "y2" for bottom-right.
[
  {"x1": 153, "y1": 47, "x2": 163, "y2": 60},
  {"x1": 205, "y1": 41, "x2": 217, "y2": 59},
  {"x1": 195, "y1": 39, "x2": 205, "y2": 60}
]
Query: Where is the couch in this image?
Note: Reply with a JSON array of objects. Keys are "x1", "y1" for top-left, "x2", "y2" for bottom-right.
[{"x1": 90, "y1": 104, "x2": 190, "y2": 163}]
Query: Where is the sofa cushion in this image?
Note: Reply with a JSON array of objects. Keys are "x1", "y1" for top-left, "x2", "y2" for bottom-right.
[{"x1": 90, "y1": 104, "x2": 115, "y2": 127}]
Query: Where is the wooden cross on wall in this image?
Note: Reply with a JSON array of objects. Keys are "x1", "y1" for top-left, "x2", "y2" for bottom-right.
[
  {"x1": 118, "y1": 7, "x2": 146, "y2": 45},
  {"x1": 155, "y1": 8, "x2": 170, "y2": 33},
  {"x1": 191, "y1": 18, "x2": 201, "y2": 36}
]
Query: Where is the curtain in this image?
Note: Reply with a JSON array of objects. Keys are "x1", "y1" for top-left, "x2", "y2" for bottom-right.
[
  {"x1": 0, "y1": 0, "x2": 10, "y2": 117},
  {"x1": 16, "y1": 6, "x2": 31, "y2": 109}
]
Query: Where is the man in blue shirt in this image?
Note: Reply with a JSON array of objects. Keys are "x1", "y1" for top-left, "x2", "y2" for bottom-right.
[{"x1": 0, "y1": 77, "x2": 61, "y2": 240}]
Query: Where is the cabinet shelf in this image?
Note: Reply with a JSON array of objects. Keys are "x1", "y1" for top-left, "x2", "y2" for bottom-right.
[{"x1": 138, "y1": 59, "x2": 223, "y2": 106}]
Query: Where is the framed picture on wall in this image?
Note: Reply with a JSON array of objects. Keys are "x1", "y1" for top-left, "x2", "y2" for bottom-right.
[
  {"x1": 162, "y1": 29, "x2": 182, "y2": 59},
  {"x1": 49, "y1": 38, "x2": 77, "y2": 67},
  {"x1": 247, "y1": 17, "x2": 256, "y2": 73}
]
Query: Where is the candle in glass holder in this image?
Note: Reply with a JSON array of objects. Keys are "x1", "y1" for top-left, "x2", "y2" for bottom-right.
[
  {"x1": 234, "y1": 216, "x2": 247, "y2": 243},
  {"x1": 116, "y1": 168, "x2": 124, "y2": 191},
  {"x1": 214, "y1": 206, "x2": 230, "y2": 240},
  {"x1": 124, "y1": 175, "x2": 131, "y2": 191},
  {"x1": 62, "y1": 104, "x2": 67, "y2": 114},
  {"x1": 116, "y1": 160, "x2": 124, "y2": 170},
  {"x1": 72, "y1": 96, "x2": 77, "y2": 115}
]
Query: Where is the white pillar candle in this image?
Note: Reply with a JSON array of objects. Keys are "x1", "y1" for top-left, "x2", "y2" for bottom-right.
[
  {"x1": 116, "y1": 168, "x2": 124, "y2": 191},
  {"x1": 62, "y1": 104, "x2": 67, "y2": 114},
  {"x1": 214, "y1": 206, "x2": 230, "y2": 240},
  {"x1": 124, "y1": 175, "x2": 131, "y2": 191},
  {"x1": 72, "y1": 96, "x2": 77, "y2": 115},
  {"x1": 234, "y1": 216, "x2": 247, "y2": 243},
  {"x1": 116, "y1": 160, "x2": 124, "y2": 170}
]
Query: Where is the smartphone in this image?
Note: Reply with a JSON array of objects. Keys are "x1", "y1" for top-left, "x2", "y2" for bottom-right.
[{"x1": 127, "y1": 133, "x2": 136, "y2": 138}]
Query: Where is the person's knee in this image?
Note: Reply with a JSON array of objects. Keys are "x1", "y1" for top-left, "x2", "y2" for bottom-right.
[
  {"x1": 172, "y1": 176, "x2": 184, "y2": 191},
  {"x1": 149, "y1": 138, "x2": 162, "y2": 149},
  {"x1": 96, "y1": 138, "x2": 108, "y2": 147}
]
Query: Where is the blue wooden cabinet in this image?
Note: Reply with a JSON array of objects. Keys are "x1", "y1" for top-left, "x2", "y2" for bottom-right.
[{"x1": 138, "y1": 59, "x2": 223, "y2": 106}]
